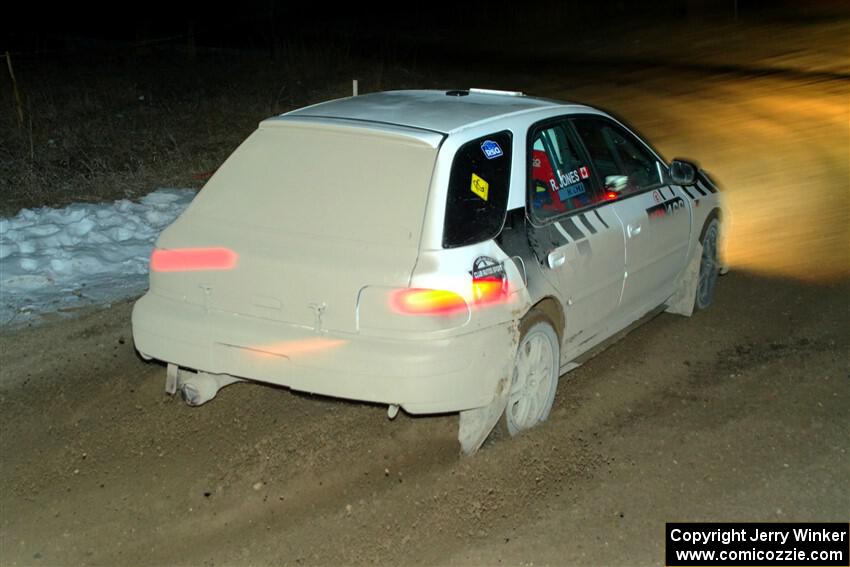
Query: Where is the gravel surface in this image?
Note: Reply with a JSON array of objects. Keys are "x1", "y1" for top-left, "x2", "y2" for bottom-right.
[{"x1": 1, "y1": 18, "x2": 848, "y2": 566}]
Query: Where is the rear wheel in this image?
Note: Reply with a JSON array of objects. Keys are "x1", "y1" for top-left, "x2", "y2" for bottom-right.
[
  {"x1": 695, "y1": 219, "x2": 720, "y2": 310},
  {"x1": 502, "y1": 317, "x2": 559, "y2": 436}
]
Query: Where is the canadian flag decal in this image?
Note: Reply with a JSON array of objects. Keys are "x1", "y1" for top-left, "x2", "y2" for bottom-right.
[{"x1": 578, "y1": 166, "x2": 589, "y2": 179}]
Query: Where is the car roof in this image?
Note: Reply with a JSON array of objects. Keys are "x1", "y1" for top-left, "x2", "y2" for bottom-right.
[{"x1": 277, "y1": 89, "x2": 585, "y2": 135}]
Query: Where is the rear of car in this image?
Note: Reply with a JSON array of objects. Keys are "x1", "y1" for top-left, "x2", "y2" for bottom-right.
[
  {"x1": 133, "y1": 89, "x2": 726, "y2": 456},
  {"x1": 132, "y1": 117, "x2": 524, "y2": 414}
]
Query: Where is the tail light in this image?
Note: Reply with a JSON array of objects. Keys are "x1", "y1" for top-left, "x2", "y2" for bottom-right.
[
  {"x1": 471, "y1": 256, "x2": 508, "y2": 305},
  {"x1": 390, "y1": 257, "x2": 510, "y2": 317},
  {"x1": 151, "y1": 247, "x2": 238, "y2": 272},
  {"x1": 390, "y1": 288, "x2": 468, "y2": 316},
  {"x1": 472, "y1": 276, "x2": 507, "y2": 304}
]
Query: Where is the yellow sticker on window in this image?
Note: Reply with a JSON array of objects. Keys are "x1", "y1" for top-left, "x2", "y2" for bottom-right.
[{"x1": 470, "y1": 173, "x2": 489, "y2": 201}]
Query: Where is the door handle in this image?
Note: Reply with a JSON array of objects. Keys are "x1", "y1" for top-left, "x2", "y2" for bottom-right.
[
  {"x1": 548, "y1": 249, "x2": 566, "y2": 269},
  {"x1": 628, "y1": 224, "x2": 642, "y2": 238}
]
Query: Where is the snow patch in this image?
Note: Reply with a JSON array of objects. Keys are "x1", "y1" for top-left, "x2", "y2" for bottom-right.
[{"x1": 0, "y1": 188, "x2": 195, "y2": 326}]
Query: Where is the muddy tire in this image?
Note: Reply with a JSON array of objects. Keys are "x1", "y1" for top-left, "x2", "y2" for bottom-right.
[
  {"x1": 500, "y1": 313, "x2": 560, "y2": 437},
  {"x1": 695, "y1": 219, "x2": 721, "y2": 311}
]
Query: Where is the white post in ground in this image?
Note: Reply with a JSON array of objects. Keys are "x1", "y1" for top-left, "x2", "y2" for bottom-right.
[{"x1": 352, "y1": 79, "x2": 358, "y2": 96}]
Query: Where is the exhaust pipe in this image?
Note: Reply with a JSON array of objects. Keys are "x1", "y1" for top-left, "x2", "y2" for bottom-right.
[{"x1": 166, "y1": 365, "x2": 242, "y2": 406}]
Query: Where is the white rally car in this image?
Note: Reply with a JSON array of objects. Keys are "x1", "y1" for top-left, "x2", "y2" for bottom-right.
[{"x1": 132, "y1": 89, "x2": 725, "y2": 454}]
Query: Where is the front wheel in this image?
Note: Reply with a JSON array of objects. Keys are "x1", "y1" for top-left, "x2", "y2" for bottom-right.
[
  {"x1": 502, "y1": 318, "x2": 560, "y2": 436},
  {"x1": 695, "y1": 219, "x2": 721, "y2": 310}
]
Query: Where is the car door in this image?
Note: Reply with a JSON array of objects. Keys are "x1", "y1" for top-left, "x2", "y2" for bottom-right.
[
  {"x1": 572, "y1": 116, "x2": 691, "y2": 317},
  {"x1": 525, "y1": 119, "x2": 626, "y2": 355}
]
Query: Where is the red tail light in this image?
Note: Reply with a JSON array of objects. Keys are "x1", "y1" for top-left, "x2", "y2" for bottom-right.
[
  {"x1": 472, "y1": 277, "x2": 507, "y2": 304},
  {"x1": 604, "y1": 191, "x2": 618, "y2": 201},
  {"x1": 151, "y1": 247, "x2": 238, "y2": 272},
  {"x1": 390, "y1": 258, "x2": 510, "y2": 316},
  {"x1": 390, "y1": 288, "x2": 468, "y2": 316},
  {"x1": 471, "y1": 255, "x2": 509, "y2": 305}
]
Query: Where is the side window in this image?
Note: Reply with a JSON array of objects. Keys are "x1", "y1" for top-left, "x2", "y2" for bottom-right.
[
  {"x1": 572, "y1": 118, "x2": 661, "y2": 197},
  {"x1": 442, "y1": 131, "x2": 512, "y2": 248},
  {"x1": 528, "y1": 122, "x2": 597, "y2": 221}
]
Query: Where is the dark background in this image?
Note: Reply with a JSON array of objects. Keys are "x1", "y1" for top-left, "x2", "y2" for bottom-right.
[
  {"x1": 3, "y1": 0, "x2": 845, "y2": 55},
  {"x1": 1, "y1": 2, "x2": 848, "y2": 565}
]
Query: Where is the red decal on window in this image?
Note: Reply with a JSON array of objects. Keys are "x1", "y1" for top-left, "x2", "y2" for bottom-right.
[{"x1": 578, "y1": 166, "x2": 589, "y2": 180}]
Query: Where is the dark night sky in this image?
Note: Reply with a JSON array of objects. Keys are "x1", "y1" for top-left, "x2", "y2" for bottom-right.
[{"x1": 3, "y1": 0, "x2": 837, "y2": 55}]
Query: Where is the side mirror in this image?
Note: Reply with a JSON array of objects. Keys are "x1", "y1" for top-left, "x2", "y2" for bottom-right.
[{"x1": 668, "y1": 159, "x2": 698, "y2": 186}]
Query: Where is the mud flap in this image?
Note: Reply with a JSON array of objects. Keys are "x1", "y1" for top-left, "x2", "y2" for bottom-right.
[
  {"x1": 166, "y1": 363, "x2": 181, "y2": 395},
  {"x1": 457, "y1": 376, "x2": 510, "y2": 456},
  {"x1": 665, "y1": 241, "x2": 702, "y2": 317}
]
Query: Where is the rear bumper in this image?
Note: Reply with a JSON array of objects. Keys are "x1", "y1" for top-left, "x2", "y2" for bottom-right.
[{"x1": 132, "y1": 292, "x2": 517, "y2": 414}]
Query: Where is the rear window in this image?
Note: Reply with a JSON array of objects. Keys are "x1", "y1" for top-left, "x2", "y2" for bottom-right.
[
  {"x1": 186, "y1": 123, "x2": 440, "y2": 246},
  {"x1": 442, "y1": 131, "x2": 512, "y2": 248}
]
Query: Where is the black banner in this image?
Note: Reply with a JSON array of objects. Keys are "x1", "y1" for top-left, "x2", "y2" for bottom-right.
[{"x1": 666, "y1": 523, "x2": 849, "y2": 566}]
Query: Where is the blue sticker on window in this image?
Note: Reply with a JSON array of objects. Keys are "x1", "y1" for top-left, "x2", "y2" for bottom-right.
[
  {"x1": 558, "y1": 182, "x2": 586, "y2": 201},
  {"x1": 480, "y1": 140, "x2": 503, "y2": 160}
]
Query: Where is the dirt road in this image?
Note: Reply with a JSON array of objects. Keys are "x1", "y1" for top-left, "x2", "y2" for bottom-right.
[{"x1": 2, "y1": 27, "x2": 848, "y2": 567}]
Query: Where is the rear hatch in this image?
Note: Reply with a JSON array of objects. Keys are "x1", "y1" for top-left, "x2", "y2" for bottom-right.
[{"x1": 151, "y1": 119, "x2": 443, "y2": 333}]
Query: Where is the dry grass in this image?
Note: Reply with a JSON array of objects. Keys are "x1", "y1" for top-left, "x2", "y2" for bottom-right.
[{"x1": 0, "y1": 43, "x2": 426, "y2": 215}]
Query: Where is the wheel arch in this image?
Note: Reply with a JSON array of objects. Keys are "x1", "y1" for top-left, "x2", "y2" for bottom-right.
[
  {"x1": 698, "y1": 207, "x2": 723, "y2": 243},
  {"x1": 523, "y1": 296, "x2": 565, "y2": 343}
]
